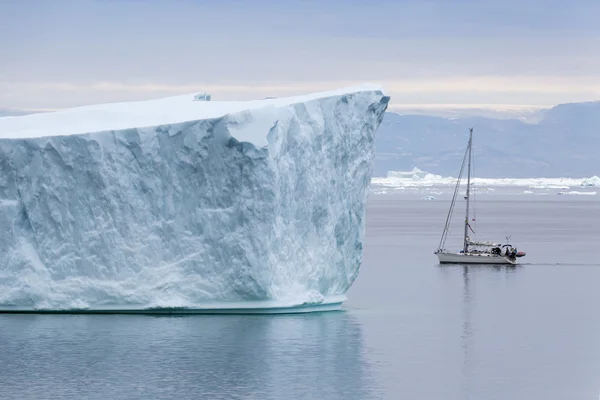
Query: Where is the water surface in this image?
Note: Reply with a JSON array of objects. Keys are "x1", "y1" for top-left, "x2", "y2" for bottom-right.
[{"x1": 1, "y1": 194, "x2": 599, "y2": 399}]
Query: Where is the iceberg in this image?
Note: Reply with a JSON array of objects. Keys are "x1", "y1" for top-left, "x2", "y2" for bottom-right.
[
  {"x1": 386, "y1": 167, "x2": 435, "y2": 180},
  {"x1": 0, "y1": 84, "x2": 389, "y2": 312}
]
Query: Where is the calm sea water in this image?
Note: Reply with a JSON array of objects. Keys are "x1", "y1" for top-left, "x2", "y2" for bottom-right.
[{"x1": 1, "y1": 193, "x2": 599, "y2": 400}]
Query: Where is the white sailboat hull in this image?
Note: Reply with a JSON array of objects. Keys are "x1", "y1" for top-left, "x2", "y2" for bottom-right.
[{"x1": 437, "y1": 252, "x2": 516, "y2": 265}]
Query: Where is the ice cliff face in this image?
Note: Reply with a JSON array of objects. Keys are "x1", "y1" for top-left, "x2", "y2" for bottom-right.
[{"x1": 0, "y1": 86, "x2": 389, "y2": 310}]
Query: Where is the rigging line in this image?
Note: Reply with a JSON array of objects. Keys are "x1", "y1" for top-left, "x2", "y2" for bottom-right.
[
  {"x1": 441, "y1": 146, "x2": 469, "y2": 248},
  {"x1": 472, "y1": 138, "x2": 476, "y2": 235},
  {"x1": 438, "y1": 142, "x2": 470, "y2": 250},
  {"x1": 439, "y1": 162, "x2": 465, "y2": 249}
]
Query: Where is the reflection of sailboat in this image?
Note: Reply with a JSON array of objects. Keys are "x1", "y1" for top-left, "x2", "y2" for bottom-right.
[
  {"x1": 435, "y1": 128, "x2": 526, "y2": 265},
  {"x1": 459, "y1": 264, "x2": 516, "y2": 399},
  {"x1": 460, "y1": 266, "x2": 473, "y2": 399}
]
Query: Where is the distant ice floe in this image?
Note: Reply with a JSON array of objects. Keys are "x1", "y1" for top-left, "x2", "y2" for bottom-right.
[
  {"x1": 370, "y1": 167, "x2": 599, "y2": 196},
  {"x1": 558, "y1": 191, "x2": 597, "y2": 196},
  {"x1": 581, "y1": 176, "x2": 600, "y2": 187}
]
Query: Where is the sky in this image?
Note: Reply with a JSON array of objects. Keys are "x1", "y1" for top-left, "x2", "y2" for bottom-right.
[{"x1": 1, "y1": 0, "x2": 599, "y2": 111}]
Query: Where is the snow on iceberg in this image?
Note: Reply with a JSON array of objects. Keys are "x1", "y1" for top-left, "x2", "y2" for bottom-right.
[{"x1": 0, "y1": 84, "x2": 389, "y2": 312}]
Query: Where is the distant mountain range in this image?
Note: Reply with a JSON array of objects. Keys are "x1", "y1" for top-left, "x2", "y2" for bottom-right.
[{"x1": 375, "y1": 101, "x2": 600, "y2": 178}]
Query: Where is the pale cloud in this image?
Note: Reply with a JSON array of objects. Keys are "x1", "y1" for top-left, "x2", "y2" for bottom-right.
[
  {"x1": 1, "y1": 0, "x2": 599, "y2": 111},
  {"x1": 1, "y1": 76, "x2": 599, "y2": 110}
]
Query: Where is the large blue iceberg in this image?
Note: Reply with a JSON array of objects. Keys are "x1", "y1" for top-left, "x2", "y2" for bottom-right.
[{"x1": 0, "y1": 85, "x2": 389, "y2": 312}]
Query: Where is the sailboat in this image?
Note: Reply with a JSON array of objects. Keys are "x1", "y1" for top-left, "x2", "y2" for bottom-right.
[{"x1": 434, "y1": 128, "x2": 526, "y2": 265}]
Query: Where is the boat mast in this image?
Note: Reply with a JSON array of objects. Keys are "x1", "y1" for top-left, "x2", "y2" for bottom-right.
[{"x1": 463, "y1": 128, "x2": 473, "y2": 253}]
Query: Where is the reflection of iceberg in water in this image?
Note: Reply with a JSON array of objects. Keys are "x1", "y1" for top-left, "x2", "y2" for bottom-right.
[
  {"x1": 0, "y1": 313, "x2": 374, "y2": 399},
  {"x1": 259, "y1": 313, "x2": 375, "y2": 399},
  {"x1": 178, "y1": 314, "x2": 375, "y2": 398}
]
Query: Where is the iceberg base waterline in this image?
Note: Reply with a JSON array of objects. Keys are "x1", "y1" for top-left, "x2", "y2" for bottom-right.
[{"x1": 0, "y1": 295, "x2": 346, "y2": 314}]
